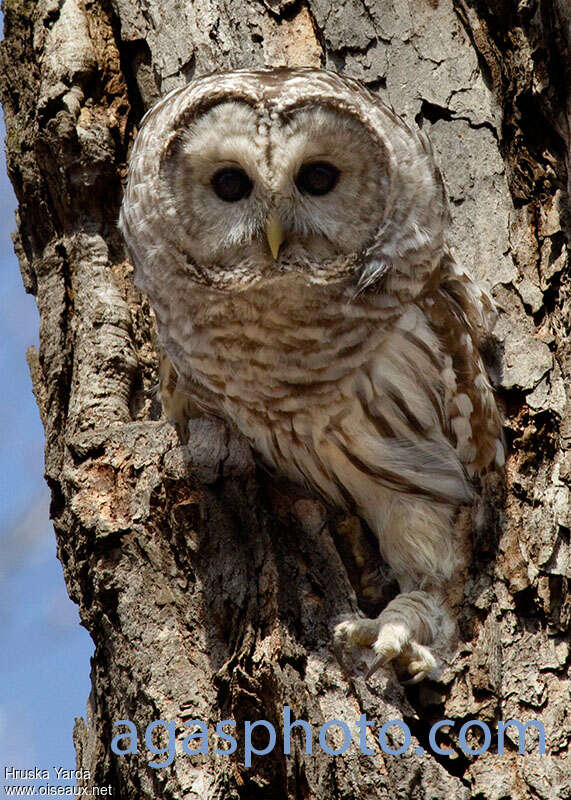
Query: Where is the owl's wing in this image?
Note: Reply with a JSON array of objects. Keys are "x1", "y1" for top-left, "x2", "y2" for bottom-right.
[
  {"x1": 320, "y1": 306, "x2": 472, "y2": 512},
  {"x1": 321, "y1": 270, "x2": 503, "y2": 520},
  {"x1": 420, "y1": 254, "x2": 505, "y2": 476}
]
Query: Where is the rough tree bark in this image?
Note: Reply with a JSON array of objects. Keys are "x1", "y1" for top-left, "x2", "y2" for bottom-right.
[{"x1": 1, "y1": 1, "x2": 569, "y2": 797}]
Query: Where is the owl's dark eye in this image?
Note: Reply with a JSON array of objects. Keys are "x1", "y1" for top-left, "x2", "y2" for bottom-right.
[
  {"x1": 211, "y1": 167, "x2": 253, "y2": 202},
  {"x1": 296, "y1": 161, "x2": 340, "y2": 196}
]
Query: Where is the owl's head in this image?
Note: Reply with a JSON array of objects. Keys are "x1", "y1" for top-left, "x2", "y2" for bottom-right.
[{"x1": 120, "y1": 68, "x2": 447, "y2": 299}]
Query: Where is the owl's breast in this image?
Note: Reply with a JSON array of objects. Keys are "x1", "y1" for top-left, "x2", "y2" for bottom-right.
[
  {"x1": 163, "y1": 282, "x2": 457, "y2": 505},
  {"x1": 177, "y1": 283, "x2": 390, "y2": 419},
  {"x1": 181, "y1": 309, "x2": 373, "y2": 499}
]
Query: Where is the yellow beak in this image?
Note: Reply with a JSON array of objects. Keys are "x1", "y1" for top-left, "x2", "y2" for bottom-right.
[{"x1": 265, "y1": 211, "x2": 285, "y2": 260}]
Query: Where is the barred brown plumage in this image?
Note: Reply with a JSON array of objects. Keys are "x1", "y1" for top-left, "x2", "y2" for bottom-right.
[{"x1": 119, "y1": 67, "x2": 504, "y2": 682}]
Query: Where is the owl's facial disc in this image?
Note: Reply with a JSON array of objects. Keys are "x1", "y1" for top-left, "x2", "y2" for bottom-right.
[{"x1": 163, "y1": 98, "x2": 389, "y2": 287}]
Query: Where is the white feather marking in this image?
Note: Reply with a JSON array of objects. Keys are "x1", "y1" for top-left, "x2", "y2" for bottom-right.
[
  {"x1": 456, "y1": 441, "x2": 477, "y2": 463},
  {"x1": 451, "y1": 416, "x2": 472, "y2": 442},
  {"x1": 396, "y1": 307, "x2": 419, "y2": 332},
  {"x1": 441, "y1": 368, "x2": 457, "y2": 392},
  {"x1": 474, "y1": 374, "x2": 488, "y2": 391},
  {"x1": 455, "y1": 393, "x2": 474, "y2": 417}
]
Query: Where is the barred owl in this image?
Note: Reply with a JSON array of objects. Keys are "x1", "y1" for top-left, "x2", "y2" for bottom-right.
[{"x1": 119, "y1": 67, "x2": 503, "y2": 682}]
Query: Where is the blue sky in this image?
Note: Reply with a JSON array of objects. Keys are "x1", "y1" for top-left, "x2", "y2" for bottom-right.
[{"x1": 0, "y1": 91, "x2": 94, "y2": 791}]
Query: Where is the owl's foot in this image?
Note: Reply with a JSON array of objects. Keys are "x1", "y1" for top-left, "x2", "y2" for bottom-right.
[
  {"x1": 369, "y1": 622, "x2": 437, "y2": 684},
  {"x1": 334, "y1": 590, "x2": 448, "y2": 683}
]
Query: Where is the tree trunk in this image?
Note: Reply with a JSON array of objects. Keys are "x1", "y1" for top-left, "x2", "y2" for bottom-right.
[{"x1": 1, "y1": 0, "x2": 568, "y2": 797}]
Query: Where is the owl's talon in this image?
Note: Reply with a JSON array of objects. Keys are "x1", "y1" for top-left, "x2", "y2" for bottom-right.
[
  {"x1": 401, "y1": 671, "x2": 428, "y2": 686},
  {"x1": 365, "y1": 654, "x2": 388, "y2": 680},
  {"x1": 335, "y1": 595, "x2": 440, "y2": 683}
]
